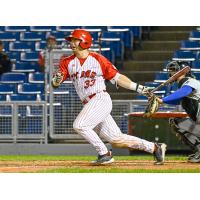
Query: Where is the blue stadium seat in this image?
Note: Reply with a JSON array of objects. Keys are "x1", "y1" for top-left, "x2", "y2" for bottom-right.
[
  {"x1": 90, "y1": 32, "x2": 99, "y2": 41},
  {"x1": 90, "y1": 47, "x2": 115, "y2": 63},
  {"x1": 90, "y1": 42, "x2": 102, "y2": 49},
  {"x1": 10, "y1": 94, "x2": 38, "y2": 101},
  {"x1": 0, "y1": 72, "x2": 27, "y2": 83},
  {"x1": 0, "y1": 83, "x2": 17, "y2": 94},
  {"x1": 101, "y1": 40, "x2": 124, "y2": 60},
  {"x1": 20, "y1": 32, "x2": 46, "y2": 41},
  {"x1": 0, "y1": 26, "x2": 5, "y2": 32},
  {"x1": 101, "y1": 32, "x2": 125, "y2": 60},
  {"x1": 144, "y1": 82, "x2": 160, "y2": 89},
  {"x1": 0, "y1": 95, "x2": 8, "y2": 101},
  {"x1": 28, "y1": 72, "x2": 44, "y2": 83},
  {"x1": 108, "y1": 26, "x2": 134, "y2": 49},
  {"x1": 12, "y1": 61, "x2": 39, "y2": 73},
  {"x1": 144, "y1": 81, "x2": 167, "y2": 96},
  {"x1": 30, "y1": 26, "x2": 56, "y2": 32},
  {"x1": 6, "y1": 51, "x2": 21, "y2": 61},
  {"x1": 135, "y1": 94, "x2": 148, "y2": 100},
  {"x1": 168, "y1": 82, "x2": 178, "y2": 94},
  {"x1": 2, "y1": 42, "x2": 9, "y2": 51},
  {"x1": 9, "y1": 41, "x2": 35, "y2": 51},
  {"x1": 129, "y1": 26, "x2": 142, "y2": 40},
  {"x1": 172, "y1": 50, "x2": 196, "y2": 61},
  {"x1": 0, "y1": 32, "x2": 20, "y2": 41},
  {"x1": 193, "y1": 72, "x2": 200, "y2": 80},
  {"x1": 18, "y1": 83, "x2": 44, "y2": 94},
  {"x1": 35, "y1": 41, "x2": 47, "y2": 51},
  {"x1": 40, "y1": 94, "x2": 46, "y2": 101},
  {"x1": 56, "y1": 26, "x2": 82, "y2": 32},
  {"x1": 189, "y1": 31, "x2": 200, "y2": 41},
  {"x1": 180, "y1": 40, "x2": 200, "y2": 50},
  {"x1": 82, "y1": 26, "x2": 107, "y2": 32},
  {"x1": 154, "y1": 72, "x2": 169, "y2": 82},
  {"x1": 102, "y1": 31, "x2": 122, "y2": 40},
  {"x1": 191, "y1": 61, "x2": 200, "y2": 71},
  {"x1": 5, "y1": 26, "x2": 30, "y2": 32},
  {"x1": 101, "y1": 48, "x2": 115, "y2": 64},
  {"x1": 21, "y1": 52, "x2": 39, "y2": 62},
  {"x1": 195, "y1": 51, "x2": 200, "y2": 60},
  {"x1": 49, "y1": 31, "x2": 67, "y2": 41}
]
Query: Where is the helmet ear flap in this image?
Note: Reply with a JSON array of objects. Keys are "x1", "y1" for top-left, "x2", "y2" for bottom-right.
[{"x1": 79, "y1": 40, "x2": 89, "y2": 49}]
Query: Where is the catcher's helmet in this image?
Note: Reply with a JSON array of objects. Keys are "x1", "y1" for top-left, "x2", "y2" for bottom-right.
[
  {"x1": 66, "y1": 29, "x2": 92, "y2": 49},
  {"x1": 166, "y1": 61, "x2": 192, "y2": 77}
]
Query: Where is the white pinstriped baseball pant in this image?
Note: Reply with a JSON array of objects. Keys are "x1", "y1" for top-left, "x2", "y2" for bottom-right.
[{"x1": 73, "y1": 91, "x2": 155, "y2": 156}]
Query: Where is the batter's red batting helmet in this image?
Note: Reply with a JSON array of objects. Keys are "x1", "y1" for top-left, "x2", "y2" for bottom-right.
[{"x1": 66, "y1": 29, "x2": 92, "y2": 49}]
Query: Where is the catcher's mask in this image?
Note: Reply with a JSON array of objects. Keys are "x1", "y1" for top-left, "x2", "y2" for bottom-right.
[
  {"x1": 166, "y1": 61, "x2": 192, "y2": 78},
  {"x1": 65, "y1": 29, "x2": 92, "y2": 49}
]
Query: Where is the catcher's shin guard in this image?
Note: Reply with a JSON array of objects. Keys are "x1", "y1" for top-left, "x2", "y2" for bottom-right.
[{"x1": 169, "y1": 118, "x2": 200, "y2": 151}]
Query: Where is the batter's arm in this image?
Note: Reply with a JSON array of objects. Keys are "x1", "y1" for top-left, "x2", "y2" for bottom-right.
[{"x1": 116, "y1": 74, "x2": 147, "y2": 94}]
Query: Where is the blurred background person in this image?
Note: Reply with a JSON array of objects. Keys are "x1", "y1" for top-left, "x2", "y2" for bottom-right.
[
  {"x1": 38, "y1": 35, "x2": 57, "y2": 72},
  {"x1": 0, "y1": 40, "x2": 12, "y2": 76}
]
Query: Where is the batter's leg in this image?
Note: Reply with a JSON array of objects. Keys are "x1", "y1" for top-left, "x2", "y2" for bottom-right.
[
  {"x1": 96, "y1": 114, "x2": 155, "y2": 153},
  {"x1": 73, "y1": 92, "x2": 112, "y2": 155}
]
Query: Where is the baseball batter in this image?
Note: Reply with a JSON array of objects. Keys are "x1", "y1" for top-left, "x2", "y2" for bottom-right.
[
  {"x1": 52, "y1": 29, "x2": 166, "y2": 165},
  {"x1": 156, "y1": 61, "x2": 200, "y2": 163}
]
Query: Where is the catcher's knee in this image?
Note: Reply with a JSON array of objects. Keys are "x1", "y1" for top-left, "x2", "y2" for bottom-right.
[
  {"x1": 169, "y1": 118, "x2": 179, "y2": 130},
  {"x1": 169, "y1": 118, "x2": 200, "y2": 150}
]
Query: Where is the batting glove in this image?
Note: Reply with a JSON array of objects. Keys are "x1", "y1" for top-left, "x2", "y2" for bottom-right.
[{"x1": 52, "y1": 72, "x2": 64, "y2": 87}]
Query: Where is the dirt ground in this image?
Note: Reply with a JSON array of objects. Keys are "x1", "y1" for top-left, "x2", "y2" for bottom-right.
[{"x1": 0, "y1": 160, "x2": 199, "y2": 172}]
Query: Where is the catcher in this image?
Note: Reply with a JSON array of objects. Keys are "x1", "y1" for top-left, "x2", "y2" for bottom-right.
[{"x1": 145, "y1": 61, "x2": 200, "y2": 163}]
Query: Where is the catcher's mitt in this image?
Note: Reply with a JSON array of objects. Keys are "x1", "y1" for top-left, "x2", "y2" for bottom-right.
[{"x1": 143, "y1": 95, "x2": 160, "y2": 117}]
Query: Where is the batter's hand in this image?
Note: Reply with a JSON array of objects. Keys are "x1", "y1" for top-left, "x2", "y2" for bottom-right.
[
  {"x1": 138, "y1": 86, "x2": 152, "y2": 97},
  {"x1": 52, "y1": 71, "x2": 64, "y2": 88}
]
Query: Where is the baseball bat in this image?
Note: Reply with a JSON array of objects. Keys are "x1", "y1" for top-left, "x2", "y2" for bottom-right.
[{"x1": 151, "y1": 66, "x2": 190, "y2": 93}]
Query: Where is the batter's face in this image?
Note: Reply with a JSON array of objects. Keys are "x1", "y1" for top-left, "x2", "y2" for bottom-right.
[{"x1": 69, "y1": 38, "x2": 82, "y2": 52}]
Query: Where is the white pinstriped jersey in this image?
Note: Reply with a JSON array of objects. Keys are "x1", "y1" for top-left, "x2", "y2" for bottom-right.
[{"x1": 59, "y1": 52, "x2": 118, "y2": 101}]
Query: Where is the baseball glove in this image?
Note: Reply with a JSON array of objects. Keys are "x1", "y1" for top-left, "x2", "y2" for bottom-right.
[{"x1": 143, "y1": 95, "x2": 160, "y2": 117}]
